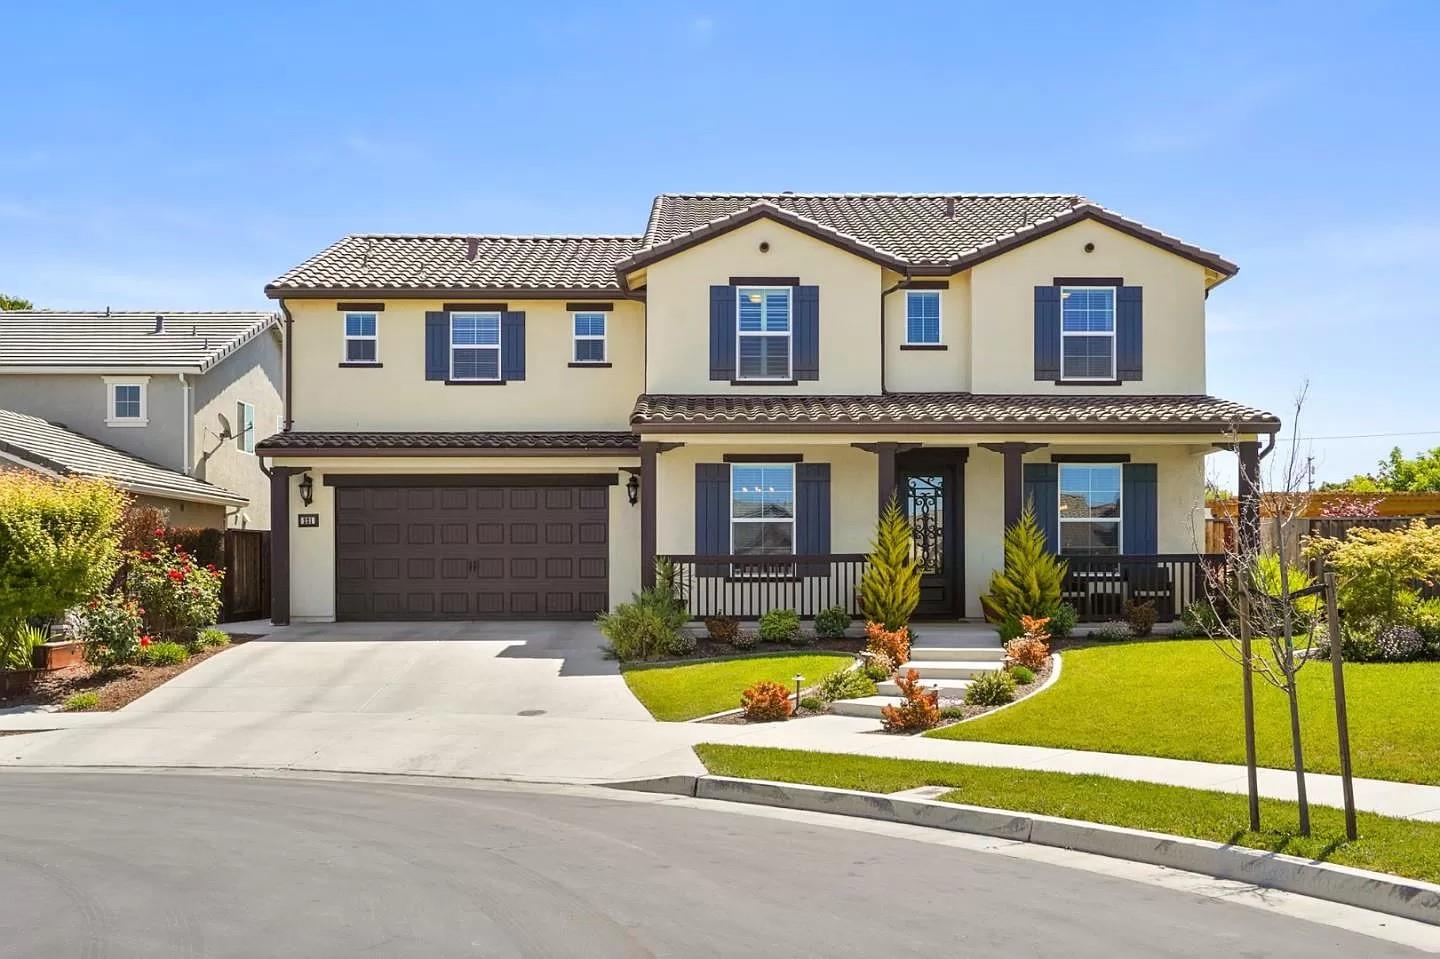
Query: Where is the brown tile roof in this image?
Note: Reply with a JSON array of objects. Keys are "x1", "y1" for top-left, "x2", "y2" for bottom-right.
[
  {"x1": 256, "y1": 430, "x2": 639, "y2": 455},
  {"x1": 0, "y1": 311, "x2": 279, "y2": 372},
  {"x1": 631, "y1": 393, "x2": 1279, "y2": 434},
  {"x1": 265, "y1": 235, "x2": 644, "y2": 298}
]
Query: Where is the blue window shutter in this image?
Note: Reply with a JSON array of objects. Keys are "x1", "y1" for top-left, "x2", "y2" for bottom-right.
[
  {"x1": 709, "y1": 285, "x2": 736, "y2": 381},
  {"x1": 793, "y1": 285, "x2": 820, "y2": 380},
  {"x1": 501, "y1": 311, "x2": 526, "y2": 381},
  {"x1": 1117, "y1": 286, "x2": 1143, "y2": 381},
  {"x1": 1034, "y1": 286, "x2": 1061, "y2": 380},
  {"x1": 425, "y1": 312, "x2": 448, "y2": 380},
  {"x1": 695, "y1": 463, "x2": 729, "y2": 575},
  {"x1": 1023, "y1": 463, "x2": 1059, "y2": 553},
  {"x1": 1122, "y1": 463, "x2": 1158, "y2": 554},
  {"x1": 796, "y1": 462, "x2": 831, "y2": 575}
]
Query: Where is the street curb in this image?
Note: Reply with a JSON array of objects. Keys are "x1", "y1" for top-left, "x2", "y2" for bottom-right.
[{"x1": 606, "y1": 773, "x2": 1440, "y2": 927}]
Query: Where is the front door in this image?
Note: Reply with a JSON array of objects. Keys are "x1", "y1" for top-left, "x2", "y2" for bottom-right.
[{"x1": 899, "y1": 457, "x2": 963, "y2": 617}]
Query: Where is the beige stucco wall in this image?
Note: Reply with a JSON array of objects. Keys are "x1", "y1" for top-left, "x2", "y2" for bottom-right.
[
  {"x1": 882, "y1": 271, "x2": 973, "y2": 392},
  {"x1": 192, "y1": 329, "x2": 284, "y2": 528},
  {"x1": 968, "y1": 219, "x2": 1210, "y2": 394},
  {"x1": 285, "y1": 299, "x2": 643, "y2": 432},
  {"x1": 271, "y1": 456, "x2": 641, "y2": 622},
  {"x1": 131, "y1": 494, "x2": 228, "y2": 531},
  {"x1": 642, "y1": 219, "x2": 884, "y2": 394}
]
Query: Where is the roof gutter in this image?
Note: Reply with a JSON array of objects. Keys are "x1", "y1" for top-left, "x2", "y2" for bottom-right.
[
  {"x1": 178, "y1": 373, "x2": 192, "y2": 475},
  {"x1": 279, "y1": 301, "x2": 294, "y2": 431},
  {"x1": 879, "y1": 272, "x2": 911, "y2": 395}
]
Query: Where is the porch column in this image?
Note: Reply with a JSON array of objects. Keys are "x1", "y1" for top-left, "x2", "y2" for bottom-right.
[
  {"x1": 1237, "y1": 440, "x2": 1261, "y2": 555},
  {"x1": 979, "y1": 442, "x2": 1048, "y2": 531},
  {"x1": 851, "y1": 442, "x2": 919, "y2": 515},
  {"x1": 267, "y1": 465, "x2": 305, "y2": 627},
  {"x1": 639, "y1": 442, "x2": 658, "y2": 589}
]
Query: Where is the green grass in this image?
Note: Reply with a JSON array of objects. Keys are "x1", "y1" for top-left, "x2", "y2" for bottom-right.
[
  {"x1": 695, "y1": 744, "x2": 1440, "y2": 884},
  {"x1": 622, "y1": 652, "x2": 854, "y2": 721},
  {"x1": 62, "y1": 691, "x2": 101, "y2": 711},
  {"x1": 927, "y1": 638, "x2": 1440, "y2": 785}
]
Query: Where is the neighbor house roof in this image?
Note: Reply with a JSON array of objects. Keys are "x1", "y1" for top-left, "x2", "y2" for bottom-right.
[
  {"x1": 631, "y1": 393, "x2": 1280, "y2": 434},
  {"x1": 0, "y1": 310, "x2": 279, "y2": 373},
  {"x1": 0, "y1": 408, "x2": 248, "y2": 506},
  {"x1": 264, "y1": 235, "x2": 644, "y2": 298},
  {"x1": 256, "y1": 430, "x2": 639, "y2": 456}
]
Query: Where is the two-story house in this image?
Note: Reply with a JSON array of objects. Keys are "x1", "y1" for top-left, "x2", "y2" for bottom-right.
[
  {"x1": 257, "y1": 194, "x2": 1277, "y2": 625},
  {"x1": 0, "y1": 310, "x2": 284, "y2": 528}
]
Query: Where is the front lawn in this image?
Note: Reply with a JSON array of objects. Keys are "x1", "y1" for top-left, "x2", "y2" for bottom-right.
[
  {"x1": 622, "y1": 652, "x2": 855, "y2": 721},
  {"x1": 927, "y1": 638, "x2": 1440, "y2": 785},
  {"x1": 695, "y1": 744, "x2": 1440, "y2": 884}
]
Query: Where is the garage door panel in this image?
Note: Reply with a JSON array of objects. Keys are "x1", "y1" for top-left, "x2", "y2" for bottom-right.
[
  {"x1": 439, "y1": 489, "x2": 469, "y2": 509},
  {"x1": 440, "y1": 524, "x2": 469, "y2": 544},
  {"x1": 578, "y1": 488, "x2": 607, "y2": 510},
  {"x1": 406, "y1": 525, "x2": 434, "y2": 545},
  {"x1": 372, "y1": 524, "x2": 400, "y2": 544},
  {"x1": 578, "y1": 557, "x2": 607, "y2": 579},
  {"x1": 509, "y1": 489, "x2": 538, "y2": 510},
  {"x1": 509, "y1": 523, "x2": 538, "y2": 544},
  {"x1": 476, "y1": 523, "x2": 503, "y2": 544},
  {"x1": 545, "y1": 523, "x2": 574, "y2": 544},
  {"x1": 578, "y1": 523, "x2": 606, "y2": 545}
]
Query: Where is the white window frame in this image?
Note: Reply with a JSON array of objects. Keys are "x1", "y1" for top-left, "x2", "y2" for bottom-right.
[
  {"x1": 1059, "y1": 285, "x2": 1117, "y2": 382},
  {"x1": 728, "y1": 462, "x2": 797, "y2": 560},
  {"x1": 904, "y1": 290, "x2": 943, "y2": 345},
  {"x1": 734, "y1": 286, "x2": 793, "y2": 382},
  {"x1": 1058, "y1": 462, "x2": 1124, "y2": 556},
  {"x1": 236, "y1": 401, "x2": 255, "y2": 454},
  {"x1": 103, "y1": 376, "x2": 149, "y2": 427},
  {"x1": 571, "y1": 311, "x2": 607, "y2": 364},
  {"x1": 342, "y1": 311, "x2": 379, "y2": 365},
  {"x1": 449, "y1": 311, "x2": 502, "y2": 382}
]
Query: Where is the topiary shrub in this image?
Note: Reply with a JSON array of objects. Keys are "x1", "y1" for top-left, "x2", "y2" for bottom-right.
[
  {"x1": 731, "y1": 629, "x2": 759, "y2": 650},
  {"x1": 981, "y1": 505, "x2": 1067, "y2": 627},
  {"x1": 704, "y1": 616, "x2": 739, "y2": 643},
  {"x1": 814, "y1": 605, "x2": 851, "y2": 639},
  {"x1": 136, "y1": 640, "x2": 189, "y2": 667},
  {"x1": 741, "y1": 680, "x2": 794, "y2": 721},
  {"x1": 1008, "y1": 664, "x2": 1036, "y2": 685},
  {"x1": 880, "y1": 669, "x2": 941, "y2": 732},
  {"x1": 858, "y1": 499, "x2": 921, "y2": 630},
  {"x1": 1376, "y1": 624, "x2": 1425, "y2": 662},
  {"x1": 964, "y1": 670, "x2": 1017, "y2": 707},
  {"x1": 758, "y1": 608, "x2": 800, "y2": 644},
  {"x1": 1125, "y1": 599, "x2": 1157, "y2": 638},
  {"x1": 864, "y1": 621, "x2": 910, "y2": 667},
  {"x1": 818, "y1": 664, "x2": 878, "y2": 702}
]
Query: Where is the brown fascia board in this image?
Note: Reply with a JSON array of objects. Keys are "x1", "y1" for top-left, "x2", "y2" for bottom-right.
[
  {"x1": 629, "y1": 419, "x2": 1279, "y2": 435},
  {"x1": 264, "y1": 286, "x2": 633, "y2": 301},
  {"x1": 253, "y1": 445, "x2": 640, "y2": 457}
]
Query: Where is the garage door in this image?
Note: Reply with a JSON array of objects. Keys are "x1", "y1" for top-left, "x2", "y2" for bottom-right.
[{"x1": 334, "y1": 480, "x2": 609, "y2": 620}]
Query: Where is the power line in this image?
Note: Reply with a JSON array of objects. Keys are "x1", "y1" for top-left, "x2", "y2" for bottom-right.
[{"x1": 1270, "y1": 429, "x2": 1440, "y2": 443}]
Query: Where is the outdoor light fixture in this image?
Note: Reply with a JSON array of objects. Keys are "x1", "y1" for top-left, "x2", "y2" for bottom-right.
[
  {"x1": 793, "y1": 674, "x2": 804, "y2": 712},
  {"x1": 298, "y1": 472, "x2": 314, "y2": 506},
  {"x1": 626, "y1": 473, "x2": 640, "y2": 506}
]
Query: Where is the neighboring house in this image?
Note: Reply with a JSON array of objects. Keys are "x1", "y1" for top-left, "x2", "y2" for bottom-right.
[
  {"x1": 0, "y1": 310, "x2": 283, "y2": 528},
  {"x1": 0, "y1": 407, "x2": 248, "y2": 524},
  {"x1": 257, "y1": 194, "x2": 1278, "y2": 625}
]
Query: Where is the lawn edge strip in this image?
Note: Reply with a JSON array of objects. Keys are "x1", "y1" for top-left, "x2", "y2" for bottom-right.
[{"x1": 605, "y1": 771, "x2": 1440, "y2": 927}]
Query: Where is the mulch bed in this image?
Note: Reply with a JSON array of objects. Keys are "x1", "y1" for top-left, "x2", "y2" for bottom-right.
[
  {"x1": 704, "y1": 703, "x2": 831, "y2": 725},
  {"x1": 0, "y1": 635, "x2": 256, "y2": 712},
  {"x1": 666, "y1": 635, "x2": 865, "y2": 662},
  {"x1": 927, "y1": 656, "x2": 1055, "y2": 728}
]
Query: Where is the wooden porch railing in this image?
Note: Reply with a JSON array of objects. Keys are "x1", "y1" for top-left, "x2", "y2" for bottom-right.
[
  {"x1": 663, "y1": 554, "x2": 868, "y2": 619},
  {"x1": 1063, "y1": 554, "x2": 1224, "y2": 623}
]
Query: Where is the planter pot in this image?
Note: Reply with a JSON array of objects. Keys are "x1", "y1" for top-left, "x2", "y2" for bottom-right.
[
  {"x1": 0, "y1": 669, "x2": 41, "y2": 696},
  {"x1": 33, "y1": 640, "x2": 86, "y2": 671}
]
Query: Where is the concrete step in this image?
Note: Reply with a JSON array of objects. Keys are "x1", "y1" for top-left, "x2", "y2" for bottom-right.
[
  {"x1": 898, "y1": 659, "x2": 1005, "y2": 680},
  {"x1": 878, "y1": 677, "x2": 971, "y2": 699},
  {"x1": 828, "y1": 695, "x2": 902, "y2": 719},
  {"x1": 908, "y1": 646, "x2": 1006, "y2": 662}
]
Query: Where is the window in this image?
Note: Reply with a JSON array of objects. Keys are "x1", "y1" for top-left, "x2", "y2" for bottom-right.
[
  {"x1": 103, "y1": 377, "x2": 148, "y2": 426},
  {"x1": 905, "y1": 290, "x2": 941, "y2": 345},
  {"x1": 1060, "y1": 286, "x2": 1116, "y2": 380},
  {"x1": 736, "y1": 287, "x2": 791, "y2": 380},
  {"x1": 450, "y1": 312, "x2": 501, "y2": 381},
  {"x1": 1059, "y1": 464, "x2": 1122, "y2": 555},
  {"x1": 343, "y1": 312, "x2": 378, "y2": 363},
  {"x1": 730, "y1": 464, "x2": 795, "y2": 557},
  {"x1": 236, "y1": 401, "x2": 255, "y2": 454},
  {"x1": 572, "y1": 311, "x2": 607, "y2": 363}
]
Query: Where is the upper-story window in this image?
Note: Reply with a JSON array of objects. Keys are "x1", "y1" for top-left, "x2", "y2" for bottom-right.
[
  {"x1": 736, "y1": 287, "x2": 792, "y2": 381},
  {"x1": 1060, "y1": 286, "x2": 1116, "y2": 381},
  {"x1": 572, "y1": 311, "x2": 607, "y2": 363},
  {"x1": 905, "y1": 291, "x2": 941, "y2": 345},
  {"x1": 236, "y1": 401, "x2": 255, "y2": 454},
  {"x1": 1059, "y1": 463, "x2": 1122, "y2": 555},
  {"x1": 450, "y1": 312, "x2": 501, "y2": 381},
  {"x1": 730, "y1": 463, "x2": 795, "y2": 556},
  {"x1": 104, "y1": 376, "x2": 148, "y2": 427},
  {"x1": 343, "y1": 312, "x2": 379, "y2": 364}
]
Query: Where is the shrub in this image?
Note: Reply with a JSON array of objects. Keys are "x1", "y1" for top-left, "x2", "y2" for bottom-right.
[
  {"x1": 858, "y1": 499, "x2": 921, "y2": 630},
  {"x1": 126, "y1": 540, "x2": 224, "y2": 642},
  {"x1": 1048, "y1": 602, "x2": 1078, "y2": 640},
  {"x1": 1089, "y1": 621, "x2": 1133, "y2": 642},
  {"x1": 193, "y1": 627, "x2": 230, "y2": 650},
  {"x1": 63, "y1": 691, "x2": 101, "y2": 711},
  {"x1": 136, "y1": 640, "x2": 189, "y2": 667},
  {"x1": 818, "y1": 665, "x2": 878, "y2": 702},
  {"x1": 731, "y1": 629, "x2": 759, "y2": 651},
  {"x1": 597, "y1": 587, "x2": 688, "y2": 661},
  {"x1": 799, "y1": 695, "x2": 825, "y2": 712},
  {"x1": 1376, "y1": 624, "x2": 1425, "y2": 662},
  {"x1": 758, "y1": 608, "x2": 800, "y2": 644},
  {"x1": 1, "y1": 622, "x2": 47, "y2": 672},
  {"x1": 864, "y1": 621, "x2": 910, "y2": 667},
  {"x1": 940, "y1": 705, "x2": 967, "y2": 720},
  {"x1": 0, "y1": 473, "x2": 126, "y2": 624},
  {"x1": 1004, "y1": 637, "x2": 1049, "y2": 671},
  {"x1": 981, "y1": 505, "x2": 1067, "y2": 627},
  {"x1": 79, "y1": 594, "x2": 144, "y2": 669},
  {"x1": 1125, "y1": 599, "x2": 1157, "y2": 638},
  {"x1": 814, "y1": 605, "x2": 851, "y2": 639},
  {"x1": 704, "y1": 616, "x2": 739, "y2": 643},
  {"x1": 166, "y1": 527, "x2": 224, "y2": 568},
  {"x1": 1306, "y1": 519, "x2": 1440, "y2": 625},
  {"x1": 880, "y1": 669, "x2": 941, "y2": 732},
  {"x1": 740, "y1": 680, "x2": 794, "y2": 721},
  {"x1": 964, "y1": 670, "x2": 1017, "y2": 707},
  {"x1": 1413, "y1": 598, "x2": 1440, "y2": 658},
  {"x1": 863, "y1": 657, "x2": 894, "y2": 682},
  {"x1": 786, "y1": 630, "x2": 817, "y2": 647},
  {"x1": 1009, "y1": 664, "x2": 1036, "y2": 685},
  {"x1": 1174, "y1": 600, "x2": 1222, "y2": 638},
  {"x1": 996, "y1": 615, "x2": 1024, "y2": 642},
  {"x1": 669, "y1": 631, "x2": 699, "y2": 656}
]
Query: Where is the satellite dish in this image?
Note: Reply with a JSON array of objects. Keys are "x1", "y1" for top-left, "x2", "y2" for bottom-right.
[{"x1": 217, "y1": 412, "x2": 233, "y2": 438}]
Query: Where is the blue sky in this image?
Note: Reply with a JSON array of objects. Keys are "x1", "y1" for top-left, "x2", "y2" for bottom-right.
[{"x1": 3, "y1": 1, "x2": 1438, "y2": 485}]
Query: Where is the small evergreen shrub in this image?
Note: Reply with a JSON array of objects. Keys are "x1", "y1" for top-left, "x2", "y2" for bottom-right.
[
  {"x1": 136, "y1": 641, "x2": 189, "y2": 667},
  {"x1": 1125, "y1": 599, "x2": 1157, "y2": 638},
  {"x1": 864, "y1": 621, "x2": 910, "y2": 667},
  {"x1": 981, "y1": 505, "x2": 1067, "y2": 626},
  {"x1": 814, "y1": 605, "x2": 851, "y2": 639},
  {"x1": 741, "y1": 680, "x2": 794, "y2": 721},
  {"x1": 63, "y1": 691, "x2": 101, "y2": 711},
  {"x1": 1048, "y1": 602, "x2": 1078, "y2": 640},
  {"x1": 818, "y1": 665, "x2": 878, "y2": 702},
  {"x1": 964, "y1": 670, "x2": 1017, "y2": 707},
  {"x1": 862, "y1": 657, "x2": 894, "y2": 682},
  {"x1": 1089, "y1": 621, "x2": 1133, "y2": 642},
  {"x1": 940, "y1": 705, "x2": 967, "y2": 720},
  {"x1": 1008, "y1": 664, "x2": 1036, "y2": 685},
  {"x1": 758, "y1": 608, "x2": 800, "y2": 644},
  {"x1": 880, "y1": 669, "x2": 941, "y2": 732},
  {"x1": 669, "y1": 631, "x2": 699, "y2": 656},
  {"x1": 193, "y1": 627, "x2": 230, "y2": 650},
  {"x1": 799, "y1": 696, "x2": 825, "y2": 712},
  {"x1": 858, "y1": 499, "x2": 921, "y2": 630},
  {"x1": 1178, "y1": 600, "x2": 1223, "y2": 638},
  {"x1": 704, "y1": 616, "x2": 739, "y2": 643},
  {"x1": 1376, "y1": 624, "x2": 1425, "y2": 662},
  {"x1": 731, "y1": 629, "x2": 759, "y2": 650},
  {"x1": 596, "y1": 587, "x2": 688, "y2": 661}
]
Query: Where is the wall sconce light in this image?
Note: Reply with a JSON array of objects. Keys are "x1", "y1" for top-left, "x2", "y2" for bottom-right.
[
  {"x1": 626, "y1": 472, "x2": 640, "y2": 506},
  {"x1": 298, "y1": 472, "x2": 314, "y2": 506}
]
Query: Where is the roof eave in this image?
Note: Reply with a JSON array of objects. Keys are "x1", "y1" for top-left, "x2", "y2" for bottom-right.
[
  {"x1": 630, "y1": 418, "x2": 1281, "y2": 436},
  {"x1": 265, "y1": 286, "x2": 630, "y2": 301}
]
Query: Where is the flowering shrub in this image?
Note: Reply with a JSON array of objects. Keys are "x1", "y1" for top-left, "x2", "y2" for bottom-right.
[
  {"x1": 740, "y1": 680, "x2": 794, "y2": 721},
  {"x1": 1376, "y1": 624, "x2": 1425, "y2": 662},
  {"x1": 880, "y1": 669, "x2": 940, "y2": 732},
  {"x1": 864, "y1": 621, "x2": 910, "y2": 667},
  {"x1": 127, "y1": 537, "x2": 223, "y2": 642},
  {"x1": 79, "y1": 594, "x2": 144, "y2": 669}
]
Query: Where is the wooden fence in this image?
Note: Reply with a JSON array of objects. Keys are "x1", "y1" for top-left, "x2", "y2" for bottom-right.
[{"x1": 221, "y1": 529, "x2": 270, "y2": 623}]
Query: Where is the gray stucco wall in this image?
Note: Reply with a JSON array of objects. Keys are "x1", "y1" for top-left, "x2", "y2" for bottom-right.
[
  {"x1": 0, "y1": 372, "x2": 189, "y2": 471},
  {"x1": 192, "y1": 328, "x2": 284, "y2": 529}
]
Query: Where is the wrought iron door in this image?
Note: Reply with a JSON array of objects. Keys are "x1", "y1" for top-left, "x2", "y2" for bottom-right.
[{"x1": 901, "y1": 464, "x2": 958, "y2": 615}]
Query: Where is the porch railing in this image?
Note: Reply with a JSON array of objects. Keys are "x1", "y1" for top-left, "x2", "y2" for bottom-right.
[
  {"x1": 664, "y1": 554, "x2": 868, "y2": 620},
  {"x1": 1063, "y1": 553, "x2": 1224, "y2": 623}
]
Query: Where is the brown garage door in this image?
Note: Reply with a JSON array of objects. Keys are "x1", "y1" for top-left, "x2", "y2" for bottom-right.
[{"x1": 334, "y1": 479, "x2": 609, "y2": 620}]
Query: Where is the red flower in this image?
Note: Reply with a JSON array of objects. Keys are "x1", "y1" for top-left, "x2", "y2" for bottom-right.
[
  {"x1": 167, "y1": 569, "x2": 184, "y2": 581},
  {"x1": 139, "y1": 635, "x2": 152, "y2": 646},
  {"x1": 153, "y1": 527, "x2": 165, "y2": 537},
  {"x1": 205, "y1": 563, "x2": 218, "y2": 573},
  {"x1": 138, "y1": 550, "x2": 153, "y2": 560}
]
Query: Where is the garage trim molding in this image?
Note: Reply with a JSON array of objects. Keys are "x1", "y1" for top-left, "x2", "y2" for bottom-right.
[{"x1": 322, "y1": 473, "x2": 620, "y2": 487}]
